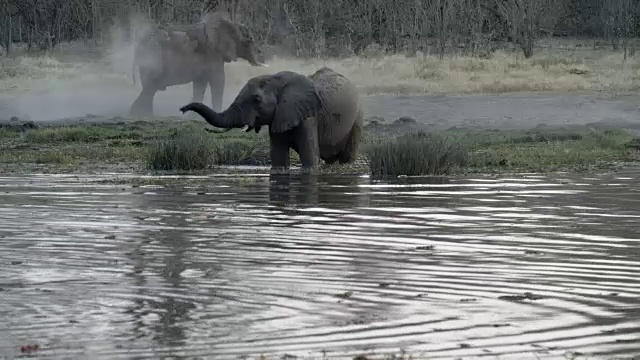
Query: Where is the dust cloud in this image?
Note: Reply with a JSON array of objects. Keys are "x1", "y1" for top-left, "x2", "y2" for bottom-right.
[{"x1": 0, "y1": 12, "x2": 288, "y2": 122}]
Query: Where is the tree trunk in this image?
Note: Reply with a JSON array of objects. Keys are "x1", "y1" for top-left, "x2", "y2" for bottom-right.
[
  {"x1": 521, "y1": 36, "x2": 534, "y2": 58},
  {"x1": 438, "y1": 0, "x2": 446, "y2": 59},
  {"x1": 623, "y1": 37, "x2": 628, "y2": 61},
  {"x1": 7, "y1": 11, "x2": 12, "y2": 54}
]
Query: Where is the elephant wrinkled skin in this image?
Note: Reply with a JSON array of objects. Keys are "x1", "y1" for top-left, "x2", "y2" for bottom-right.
[
  {"x1": 129, "y1": 13, "x2": 267, "y2": 117},
  {"x1": 179, "y1": 67, "x2": 363, "y2": 172}
]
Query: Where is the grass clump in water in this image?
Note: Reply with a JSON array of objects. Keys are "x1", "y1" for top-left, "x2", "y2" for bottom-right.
[
  {"x1": 211, "y1": 138, "x2": 270, "y2": 166},
  {"x1": 147, "y1": 131, "x2": 215, "y2": 171},
  {"x1": 146, "y1": 130, "x2": 271, "y2": 171},
  {"x1": 365, "y1": 132, "x2": 468, "y2": 177}
]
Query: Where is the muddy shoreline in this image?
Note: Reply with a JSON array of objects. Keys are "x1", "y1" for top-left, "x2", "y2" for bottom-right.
[{"x1": 2, "y1": 92, "x2": 640, "y2": 132}]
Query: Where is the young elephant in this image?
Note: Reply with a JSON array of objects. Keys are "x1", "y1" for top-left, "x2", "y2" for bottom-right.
[{"x1": 179, "y1": 67, "x2": 362, "y2": 172}]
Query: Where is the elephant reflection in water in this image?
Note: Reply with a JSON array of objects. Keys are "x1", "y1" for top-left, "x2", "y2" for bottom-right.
[
  {"x1": 123, "y1": 204, "x2": 199, "y2": 348},
  {"x1": 268, "y1": 173, "x2": 371, "y2": 208}
]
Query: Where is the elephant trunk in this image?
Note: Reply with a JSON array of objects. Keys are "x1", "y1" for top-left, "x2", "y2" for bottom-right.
[
  {"x1": 179, "y1": 102, "x2": 246, "y2": 129},
  {"x1": 245, "y1": 48, "x2": 269, "y2": 67}
]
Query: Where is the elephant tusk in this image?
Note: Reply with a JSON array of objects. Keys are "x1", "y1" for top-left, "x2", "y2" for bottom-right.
[
  {"x1": 205, "y1": 127, "x2": 233, "y2": 134},
  {"x1": 257, "y1": 62, "x2": 269, "y2": 68}
]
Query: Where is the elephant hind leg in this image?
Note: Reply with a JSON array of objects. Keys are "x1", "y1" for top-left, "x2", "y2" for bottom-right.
[{"x1": 337, "y1": 116, "x2": 362, "y2": 164}]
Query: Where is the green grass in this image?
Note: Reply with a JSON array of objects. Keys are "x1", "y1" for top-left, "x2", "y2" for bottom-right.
[
  {"x1": 146, "y1": 131, "x2": 215, "y2": 171},
  {"x1": 461, "y1": 128, "x2": 636, "y2": 173},
  {"x1": 364, "y1": 127, "x2": 639, "y2": 177},
  {"x1": 0, "y1": 118, "x2": 638, "y2": 176},
  {"x1": 22, "y1": 126, "x2": 140, "y2": 143},
  {"x1": 365, "y1": 132, "x2": 468, "y2": 176}
]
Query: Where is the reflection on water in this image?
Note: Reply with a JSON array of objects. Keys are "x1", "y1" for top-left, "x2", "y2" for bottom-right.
[{"x1": 1, "y1": 170, "x2": 640, "y2": 359}]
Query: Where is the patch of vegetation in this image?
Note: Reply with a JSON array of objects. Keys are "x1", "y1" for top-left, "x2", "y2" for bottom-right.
[
  {"x1": 145, "y1": 127, "x2": 271, "y2": 171},
  {"x1": 146, "y1": 131, "x2": 215, "y2": 171},
  {"x1": 365, "y1": 132, "x2": 469, "y2": 176},
  {"x1": 0, "y1": 117, "x2": 638, "y2": 176},
  {"x1": 362, "y1": 127, "x2": 639, "y2": 177},
  {"x1": 22, "y1": 126, "x2": 137, "y2": 143},
  {"x1": 211, "y1": 138, "x2": 271, "y2": 166},
  {"x1": 462, "y1": 128, "x2": 636, "y2": 173}
]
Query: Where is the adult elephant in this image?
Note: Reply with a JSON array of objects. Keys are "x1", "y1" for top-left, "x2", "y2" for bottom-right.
[
  {"x1": 129, "y1": 13, "x2": 267, "y2": 117},
  {"x1": 179, "y1": 67, "x2": 363, "y2": 172}
]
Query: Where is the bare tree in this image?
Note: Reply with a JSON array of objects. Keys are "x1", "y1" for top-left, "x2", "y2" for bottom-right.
[
  {"x1": 0, "y1": 0, "x2": 638, "y2": 59},
  {"x1": 494, "y1": 0, "x2": 568, "y2": 57},
  {"x1": 598, "y1": 0, "x2": 639, "y2": 58}
]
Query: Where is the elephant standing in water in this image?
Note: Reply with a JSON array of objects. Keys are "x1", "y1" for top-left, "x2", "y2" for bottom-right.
[
  {"x1": 130, "y1": 12, "x2": 267, "y2": 116},
  {"x1": 179, "y1": 67, "x2": 363, "y2": 172}
]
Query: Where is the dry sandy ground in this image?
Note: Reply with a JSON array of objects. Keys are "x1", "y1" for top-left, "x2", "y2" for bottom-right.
[
  {"x1": 365, "y1": 93, "x2": 640, "y2": 131},
  {"x1": 0, "y1": 81, "x2": 639, "y2": 132}
]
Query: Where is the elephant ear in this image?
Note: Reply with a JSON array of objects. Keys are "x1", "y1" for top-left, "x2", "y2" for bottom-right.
[
  {"x1": 201, "y1": 12, "x2": 242, "y2": 62},
  {"x1": 270, "y1": 73, "x2": 322, "y2": 133}
]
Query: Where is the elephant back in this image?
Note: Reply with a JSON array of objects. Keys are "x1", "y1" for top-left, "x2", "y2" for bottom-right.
[
  {"x1": 308, "y1": 67, "x2": 360, "y2": 117},
  {"x1": 308, "y1": 67, "x2": 361, "y2": 147}
]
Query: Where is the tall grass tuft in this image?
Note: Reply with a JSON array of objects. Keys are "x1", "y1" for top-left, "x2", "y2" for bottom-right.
[
  {"x1": 365, "y1": 132, "x2": 468, "y2": 177},
  {"x1": 211, "y1": 139, "x2": 271, "y2": 165},
  {"x1": 146, "y1": 131, "x2": 214, "y2": 171},
  {"x1": 146, "y1": 130, "x2": 271, "y2": 171}
]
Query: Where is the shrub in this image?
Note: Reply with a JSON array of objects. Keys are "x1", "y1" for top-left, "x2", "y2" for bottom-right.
[{"x1": 365, "y1": 132, "x2": 468, "y2": 177}]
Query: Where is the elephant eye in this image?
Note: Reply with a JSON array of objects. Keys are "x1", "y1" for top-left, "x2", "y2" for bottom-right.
[{"x1": 253, "y1": 94, "x2": 262, "y2": 103}]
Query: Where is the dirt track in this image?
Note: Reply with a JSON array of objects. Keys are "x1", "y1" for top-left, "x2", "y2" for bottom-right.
[
  {"x1": 364, "y1": 93, "x2": 640, "y2": 131},
  {"x1": 1, "y1": 86, "x2": 639, "y2": 132}
]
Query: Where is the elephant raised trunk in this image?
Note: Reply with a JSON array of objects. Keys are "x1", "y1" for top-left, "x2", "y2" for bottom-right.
[{"x1": 179, "y1": 102, "x2": 249, "y2": 130}]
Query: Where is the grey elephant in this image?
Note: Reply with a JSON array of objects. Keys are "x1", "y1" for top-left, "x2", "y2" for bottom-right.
[
  {"x1": 179, "y1": 67, "x2": 363, "y2": 171},
  {"x1": 129, "y1": 13, "x2": 267, "y2": 117}
]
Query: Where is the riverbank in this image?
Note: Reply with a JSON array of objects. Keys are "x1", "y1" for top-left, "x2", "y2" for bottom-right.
[{"x1": 1, "y1": 117, "x2": 638, "y2": 177}]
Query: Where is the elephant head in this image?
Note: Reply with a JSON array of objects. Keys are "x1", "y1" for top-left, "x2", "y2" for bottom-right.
[
  {"x1": 186, "y1": 12, "x2": 267, "y2": 67},
  {"x1": 179, "y1": 71, "x2": 324, "y2": 133}
]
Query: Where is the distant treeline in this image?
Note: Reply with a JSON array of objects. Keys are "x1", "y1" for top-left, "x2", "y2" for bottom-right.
[{"x1": 0, "y1": 0, "x2": 639, "y2": 58}]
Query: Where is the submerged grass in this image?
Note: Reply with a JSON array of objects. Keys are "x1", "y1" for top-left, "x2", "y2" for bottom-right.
[{"x1": 0, "y1": 118, "x2": 638, "y2": 176}]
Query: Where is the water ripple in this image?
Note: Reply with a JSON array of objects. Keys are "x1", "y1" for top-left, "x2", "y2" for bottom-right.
[{"x1": 1, "y1": 170, "x2": 640, "y2": 359}]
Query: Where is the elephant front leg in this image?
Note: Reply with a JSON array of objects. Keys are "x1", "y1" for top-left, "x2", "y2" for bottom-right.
[
  {"x1": 208, "y1": 65, "x2": 225, "y2": 112},
  {"x1": 294, "y1": 119, "x2": 320, "y2": 171},
  {"x1": 269, "y1": 132, "x2": 291, "y2": 174}
]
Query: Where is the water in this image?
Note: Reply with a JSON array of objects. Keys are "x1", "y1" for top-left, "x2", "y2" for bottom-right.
[{"x1": 1, "y1": 170, "x2": 640, "y2": 359}]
